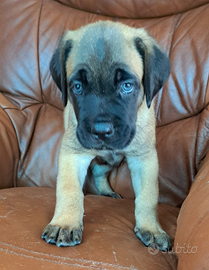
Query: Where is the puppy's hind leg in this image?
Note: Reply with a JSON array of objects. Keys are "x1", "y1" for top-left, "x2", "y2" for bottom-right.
[{"x1": 91, "y1": 158, "x2": 122, "y2": 199}]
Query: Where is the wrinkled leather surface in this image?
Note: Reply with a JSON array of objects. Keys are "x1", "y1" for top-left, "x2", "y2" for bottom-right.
[
  {"x1": 175, "y1": 151, "x2": 209, "y2": 269},
  {"x1": 0, "y1": 94, "x2": 19, "y2": 189},
  {"x1": 0, "y1": 0, "x2": 209, "y2": 269},
  {"x1": 1, "y1": 0, "x2": 209, "y2": 205},
  {"x1": 0, "y1": 187, "x2": 178, "y2": 270},
  {"x1": 58, "y1": 0, "x2": 209, "y2": 18}
]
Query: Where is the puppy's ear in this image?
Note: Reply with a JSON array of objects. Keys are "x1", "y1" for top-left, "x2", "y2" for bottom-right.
[
  {"x1": 135, "y1": 37, "x2": 170, "y2": 108},
  {"x1": 50, "y1": 36, "x2": 72, "y2": 106}
]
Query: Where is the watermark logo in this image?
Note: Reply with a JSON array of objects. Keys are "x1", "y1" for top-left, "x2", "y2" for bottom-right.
[
  {"x1": 148, "y1": 243, "x2": 161, "y2": 255},
  {"x1": 148, "y1": 243, "x2": 198, "y2": 255}
]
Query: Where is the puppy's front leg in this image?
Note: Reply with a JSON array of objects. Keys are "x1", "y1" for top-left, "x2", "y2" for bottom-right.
[
  {"x1": 126, "y1": 149, "x2": 171, "y2": 251},
  {"x1": 42, "y1": 144, "x2": 93, "y2": 247}
]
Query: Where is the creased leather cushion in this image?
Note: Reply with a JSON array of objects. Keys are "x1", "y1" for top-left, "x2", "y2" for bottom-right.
[
  {"x1": 1, "y1": 0, "x2": 209, "y2": 207},
  {"x1": 0, "y1": 187, "x2": 179, "y2": 270},
  {"x1": 175, "y1": 152, "x2": 209, "y2": 270},
  {"x1": 57, "y1": 0, "x2": 209, "y2": 19},
  {"x1": 0, "y1": 96, "x2": 19, "y2": 189}
]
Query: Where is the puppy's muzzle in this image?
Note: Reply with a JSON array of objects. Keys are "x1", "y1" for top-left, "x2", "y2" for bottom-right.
[{"x1": 91, "y1": 122, "x2": 114, "y2": 140}]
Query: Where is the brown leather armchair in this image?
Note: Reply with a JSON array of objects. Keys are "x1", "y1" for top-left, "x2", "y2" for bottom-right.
[{"x1": 0, "y1": 0, "x2": 209, "y2": 269}]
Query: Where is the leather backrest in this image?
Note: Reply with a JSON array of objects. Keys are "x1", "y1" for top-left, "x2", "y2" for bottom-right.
[{"x1": 1, "y1": 0, "x2": 209, "y2": 206}]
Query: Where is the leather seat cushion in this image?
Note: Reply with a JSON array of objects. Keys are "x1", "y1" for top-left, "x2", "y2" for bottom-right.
[{"x1": 0, "y1": 187, "x2": 179, "y2": 269}]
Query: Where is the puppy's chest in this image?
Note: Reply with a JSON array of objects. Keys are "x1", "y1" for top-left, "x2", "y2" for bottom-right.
[{"x1": 100, "y1": 152, "x2": 124, "y2": 167}]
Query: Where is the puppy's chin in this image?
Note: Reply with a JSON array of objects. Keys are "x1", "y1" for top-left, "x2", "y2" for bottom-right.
[{"x1": 76, "y1": 128, "x2": 135, "y2": 151}]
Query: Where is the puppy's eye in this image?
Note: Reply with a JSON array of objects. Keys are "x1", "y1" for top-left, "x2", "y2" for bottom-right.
[
  {"x1": 122, "y1": 82, "x2": 134, "y2": 93},
  {"x1": 73, "y1": 83, "x2": 82, "y2": 94}
]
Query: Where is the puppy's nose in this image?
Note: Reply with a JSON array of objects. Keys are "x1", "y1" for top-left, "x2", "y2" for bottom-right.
[{"x1": 91, "y1": 122, "x2": 114, "y2": 139}]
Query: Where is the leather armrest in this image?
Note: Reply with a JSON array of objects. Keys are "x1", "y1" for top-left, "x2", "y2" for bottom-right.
[
  {"x1": 0, "y1": 94, "x2": 19, "y2": 188},
  {"x1": 175, "y1": 151, "x2": 209, "y2": 269}
]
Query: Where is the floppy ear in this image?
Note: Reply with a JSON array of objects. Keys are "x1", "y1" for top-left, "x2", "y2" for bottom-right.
[
  {"x1": 50, "y1": 37, "x2": 72, "y2": 106},
  {"x1": 135, "y1": 37, "x2": 170, "y2": 108}
]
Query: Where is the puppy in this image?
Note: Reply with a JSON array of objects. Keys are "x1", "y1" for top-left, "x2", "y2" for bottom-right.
[{"x1": 42, "y1": 21, "x2": 171, "y2": 251}]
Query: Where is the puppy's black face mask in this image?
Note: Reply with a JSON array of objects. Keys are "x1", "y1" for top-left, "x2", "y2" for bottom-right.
[
  {"x1": 50, "y1": 28, "x2": 170, "y2": 151},
  {"x1": 68, "y1": 64, "x2": 140, "y2": 150}
]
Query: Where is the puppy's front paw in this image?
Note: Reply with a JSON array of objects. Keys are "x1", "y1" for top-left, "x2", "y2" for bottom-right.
[
  {"x1": 42, "y1": 224, "x2": 83, "y2": 247},
  {"x1": 135, "y1": 227, "x2": 171, "y2": 252}
]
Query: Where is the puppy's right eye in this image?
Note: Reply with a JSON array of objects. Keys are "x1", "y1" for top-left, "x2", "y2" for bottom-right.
[{"x1": 73, "y1": 83, "x2": 82, "y2": 94}]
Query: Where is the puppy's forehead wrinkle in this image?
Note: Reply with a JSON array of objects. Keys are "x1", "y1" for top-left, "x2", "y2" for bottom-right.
[
  {"x1": 95, "y1": 37, "x2": 105, "y2": 61},
  {"x1": 66, "y1": 22, "x2": 144, "y2": 95},
  {"x1": 76, "y1": 24, "x2": 125, "y2": 66}
]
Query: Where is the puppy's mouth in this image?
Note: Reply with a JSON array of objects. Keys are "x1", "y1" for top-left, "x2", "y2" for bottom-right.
[
  {"x1": 76, "y1": 126, "x2": 135, "y2": 151},
  {"x1": 94, "y1": 143, "x2": 114, "y2": 151}
]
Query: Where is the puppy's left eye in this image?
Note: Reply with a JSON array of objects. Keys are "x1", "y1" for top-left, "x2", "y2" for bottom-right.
[
  {"x1": 73, "y1": 83, "x2": 82, "y2": 94},
  {"x1": 122, "y1": 82, "x2": 134, "y2": 93}
]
